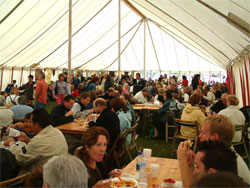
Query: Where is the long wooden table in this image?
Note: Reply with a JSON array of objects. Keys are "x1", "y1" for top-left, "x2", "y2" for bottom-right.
[
  {"x1": 122, "y1": 157, "x2": 181, "y2": 187},
  {"x1": 56, "y1": 119, "x2": 89, "y2": 134},
  {"x1": 132, "y1": 104, "x2": 161, "y2": 111}
]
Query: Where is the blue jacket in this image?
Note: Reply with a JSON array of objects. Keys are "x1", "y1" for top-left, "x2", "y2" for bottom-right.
[
  {"x1": 127, "y1": 104, "x2": 136, "y2": 125},
  {"x1": 158, "y1": 98, "x2": 175, "y2": 123},
  {"x1": 117, "y1": 109, "x2": 132, "y2": 145},
  {"x1": 84, "y1": 83, "x2": 96, "y2": 92}
]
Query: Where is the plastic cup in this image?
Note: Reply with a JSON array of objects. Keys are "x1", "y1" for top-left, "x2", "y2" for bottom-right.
[
  {"x1": 150, "y1": 164, "x2": 160, "y2": 178},
  {"x1": 143, "y1": 148, "x2": 152, "y2": 158},
  {"x1": 8, "y1": 128, "x2": 20, "y2": 137},
  {"x1": 137, "y1": 182, "x2": 147, "y2": 188}
]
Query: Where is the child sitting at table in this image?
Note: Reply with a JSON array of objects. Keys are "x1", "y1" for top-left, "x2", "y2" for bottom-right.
[{"x1": 11, "y1": 112, "x2": 34, "y2": 137}]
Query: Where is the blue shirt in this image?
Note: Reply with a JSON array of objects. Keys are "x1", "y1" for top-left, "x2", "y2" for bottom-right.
[{"x1": 10, "y1": 104, "x2": 33, "y2": 119}]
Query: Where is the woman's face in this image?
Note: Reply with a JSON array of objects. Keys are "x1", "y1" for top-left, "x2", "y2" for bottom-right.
[
  {"x1": 59, "y1": 76, "x2": 64, "y2": 81},
  {"x1": 86, "y1": 135, "x2": 107, "y2": 163}
]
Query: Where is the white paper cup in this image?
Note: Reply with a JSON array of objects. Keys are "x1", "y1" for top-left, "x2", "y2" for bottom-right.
[
  {"x1": 137, "y1": 182, "x2": 147, "y2": 188},
  {"x1": 8, "y1": 128, "x2": 20, "y2": 137},
  {"x1": 143, "y1": 148, "x2": 152, "y2": 158},
  {"x1": 150, "y1": 164, "x2": 160, "y2": 178}
]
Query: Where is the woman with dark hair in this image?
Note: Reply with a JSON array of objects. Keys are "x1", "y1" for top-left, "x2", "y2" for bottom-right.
[
  {"x1": 181, "y1": 93, "x2": 205, "y2": 138},
  {"x1": 191, "y1": 74, "x2": 199, "y2": 90},
  {"x1": 87, "y1": 90, "x2": 97, "y2": 109},
  {"x1": 182, "y1": 75, "x2": 188, "y2": 87},
  {"x1": 75, "y1": 127, "x2": 121, "y2": 188},
  {"x1": 120, "y1": 94, "x2": 136, "y2": 125},
  {"x1": 84, "y1": 76, "x2": 99, "y2": 92},
  {"x1": 109, "y1": 97, "x2": 132, "y2": 144},
  {"x1": 153, "y1": 90, "x2": 175, "y2": 139},
  {"x1": 100, "y1": 73, "x2": 114, "y2": 93},
  {"x1": 52, "y1": 73, "x2": 70, "y2": 105}
]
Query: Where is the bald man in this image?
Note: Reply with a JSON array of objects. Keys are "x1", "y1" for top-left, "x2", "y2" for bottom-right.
[
  {"x1": 88, "y1": 98, "x2": 120, "y2": 151},
  {"x1": 210, "y1": 93, "x2": 228, "y2": 114}
]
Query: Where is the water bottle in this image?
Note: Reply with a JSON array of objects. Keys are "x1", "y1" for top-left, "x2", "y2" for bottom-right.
[
  {"x1": 139, "y1": 161, "x2": 148, "y2": 183},
  {"x1": 136, "y1": 151, "x2": 143, "y2": 171}
]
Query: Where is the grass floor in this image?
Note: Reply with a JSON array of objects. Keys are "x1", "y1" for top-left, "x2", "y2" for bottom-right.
[{"x1": 45, "y1": 100, "x2": 249, "y2": 169}]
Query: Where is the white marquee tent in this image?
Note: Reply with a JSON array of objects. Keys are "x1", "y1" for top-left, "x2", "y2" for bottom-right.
[{"x1": 0, "y1": 0, "x2": 249, "y2": 106}]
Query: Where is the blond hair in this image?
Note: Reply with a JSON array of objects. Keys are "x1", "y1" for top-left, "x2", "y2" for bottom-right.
[
  {"x1": 226, "y1": 95, "x2": 239, "y2": 106},
  {"x1": 205, "y1": 115, "x2": 235, "y2": 146},
  {"x1": 10, "y1": 87, "x2": 18, "y2": 95},
  {"x1": 158, "y1": 88, "x2": 164, "y2": 95},
  {"x1": 194, "y1": 89, "x2": 202, "y2": 96}
]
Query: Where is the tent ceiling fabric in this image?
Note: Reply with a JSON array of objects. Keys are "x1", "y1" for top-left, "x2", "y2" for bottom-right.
[{"x1": 0, "y1": 0, "x2": 249, "y2": 72}]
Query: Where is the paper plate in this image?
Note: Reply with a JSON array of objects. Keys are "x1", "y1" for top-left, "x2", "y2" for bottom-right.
[{"x1": 110, "y1": 177, "x2": 138, "y2": 188}]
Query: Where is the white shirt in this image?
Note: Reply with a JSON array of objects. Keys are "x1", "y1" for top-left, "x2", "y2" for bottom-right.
[
  {"x1": 71, "y1": 102, "x2": 91, "y2": 118},
  {"x1": 6, "y1": 95, "x2": 19, "y2": 105},
  {"x1": 231, "y1": 146, "x2": 250, "y2": 184},
  {"x1": 134, "y1": 91, "x2": 147, "y2": 104},
  {"x1": 0, "y1": 106, "x2": 14, "y2": 129},
  {"x1": 219, "y1": 105, "x2": 245, "y2": 142},
  {"x1": 203, "y1": 91, "x2": 215, "y2": 105},
  {"x1": 183, "y1": 93, "x2": 189, "y2": 102},
  {"x1": 10, "y1": 125, "x2": 68, "y2": 174}
]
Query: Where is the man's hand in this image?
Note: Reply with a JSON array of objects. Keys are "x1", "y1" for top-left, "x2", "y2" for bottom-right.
[
  {"x1": 109, "y1": 169, "x2": 122, "y2": 178},
  {"x1": 87, "y1": 114, "x2": 94, "y2": 121},
  {"x1": 4, "y1": 137, "x2": 16, "y2": 146},
  {"x1": 177, "y1": 141, "x2": 195, "y2": 166},
  {"x1": 17, "y1": 132, "x2": 31, "y2": 143},
  {"x1": 65, "y1": 111, "x2": 74, "y2": 117},
  {"x1": 89, "y1": 109, "x2": 94, "y2": 114},
  {"x1": 177, "y1": 140, "x2": 197, "y2": 188}
]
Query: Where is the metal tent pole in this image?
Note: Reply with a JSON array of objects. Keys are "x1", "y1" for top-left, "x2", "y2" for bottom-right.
[
  {"x1": 143, "y1": 18, "x2": 146, "y2": 79},
  {"x1": 118, "y1": 0, "x2": 121, "y2": 82},
  {"x1": 68, "y1": 0, "x2": 72, "y2": 92}
]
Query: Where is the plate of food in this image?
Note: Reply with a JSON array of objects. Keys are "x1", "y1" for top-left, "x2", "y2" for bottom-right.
[
  {"x1": 162, "y1": 178, "x2": 182, "y2": 187},
  {"x1": 110, "y1": 177, "x2": 138, "y2": 188}
]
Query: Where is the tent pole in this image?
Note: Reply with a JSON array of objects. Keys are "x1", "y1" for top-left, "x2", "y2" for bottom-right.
[
  {"x1": 0, "y1": 67, "x2": 4, "y2": 91},
  {"x1": 143, "y1": 18, "x2": 146, "y2": 79},
  {"x1": 11, "y1": 67, "x2": 14, "y2": 83},
  {"x1": 67, "y1": 0, "x2": 72, "y2": 92},
  {"x1": 118, "y1": 0, "x2": 121, "y2": 82},
  {"x1": 20, "y1": 67, "x2": 24, "y2": 87}
]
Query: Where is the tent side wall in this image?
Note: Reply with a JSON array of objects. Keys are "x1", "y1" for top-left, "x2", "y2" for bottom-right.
[
  {"x1": 0, "y1": 67, "x2": 61, "y2": 91},
  {"x1": 228, "y1": 52, "x2": 250, "y2": 108},
  {"x1": 0, "y1": 67, "x2": 34, "y2": 91}
]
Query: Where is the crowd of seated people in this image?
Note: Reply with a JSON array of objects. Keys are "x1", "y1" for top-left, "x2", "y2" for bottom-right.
[{"x1": 1, "y1": 71, "x2": 249, "y2": 186}]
